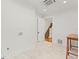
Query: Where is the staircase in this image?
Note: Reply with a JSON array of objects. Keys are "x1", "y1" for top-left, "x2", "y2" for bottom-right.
[{"x1": 45, "y1": 23, "x2": 52, "y2": 42}]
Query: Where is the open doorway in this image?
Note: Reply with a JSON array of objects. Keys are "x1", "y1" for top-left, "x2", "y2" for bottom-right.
[
  {"x1": 37, "y1": 16, "x2": 53, "y2": 43},
  {"x1": 37, "y1": 16, "x2": 46, "y2": 42}
]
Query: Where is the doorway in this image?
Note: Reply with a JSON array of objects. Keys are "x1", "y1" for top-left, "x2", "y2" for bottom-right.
[{"x1": 37, "y1": 16, "x2": 53, "y2": 43}]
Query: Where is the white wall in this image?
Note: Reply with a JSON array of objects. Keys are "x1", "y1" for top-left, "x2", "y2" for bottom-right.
[
  {"x1": 52, "y1": 8, "x2": 78, "y2": 47},
  {"x1": 2, "y1": 0, "x2": 37, "y2": 58}
]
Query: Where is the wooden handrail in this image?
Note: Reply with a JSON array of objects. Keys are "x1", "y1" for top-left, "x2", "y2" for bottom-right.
[{"x1": 45, "y1": 23, "x2": 52, "y2": 39}]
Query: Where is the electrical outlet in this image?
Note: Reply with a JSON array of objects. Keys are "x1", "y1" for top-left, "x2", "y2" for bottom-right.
[{"x1": 58, "y1": 39, "x2": 62, "y2": 44}]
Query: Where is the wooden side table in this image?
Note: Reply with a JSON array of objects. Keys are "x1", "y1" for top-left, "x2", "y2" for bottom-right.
[{"x1": 66, "y1": 34, "x2": 78, "y2": 59}]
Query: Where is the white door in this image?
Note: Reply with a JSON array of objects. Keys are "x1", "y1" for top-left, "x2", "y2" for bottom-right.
[{"x1": 37, "y1": 17, "x2": 45, "y2": 42}]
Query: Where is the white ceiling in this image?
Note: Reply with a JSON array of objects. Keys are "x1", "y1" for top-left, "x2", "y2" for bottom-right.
[{"x1": 13, "y1": 0, "x2": 78, "y2": 17}]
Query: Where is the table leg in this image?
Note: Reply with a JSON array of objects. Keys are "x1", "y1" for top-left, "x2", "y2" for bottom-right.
[
  {"x1": 70, "y1": 40, "x2": 72, "y2": 50},
  {"x1": 66, "y1": 39, "x2": 69, "y2": 59}
]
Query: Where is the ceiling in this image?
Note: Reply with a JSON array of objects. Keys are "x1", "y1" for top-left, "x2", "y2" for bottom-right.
[{"x1": 13, "y1": 0, "x2": 78, "y2": 17}]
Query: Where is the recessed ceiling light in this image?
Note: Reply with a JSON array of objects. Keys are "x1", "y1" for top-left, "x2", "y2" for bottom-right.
[
  {"x1": 43, "y1": 9, "x2": 47, "y2": 11},
  {"x1": 64, "y1": 1, "x2": 67, "y2": 4}
]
